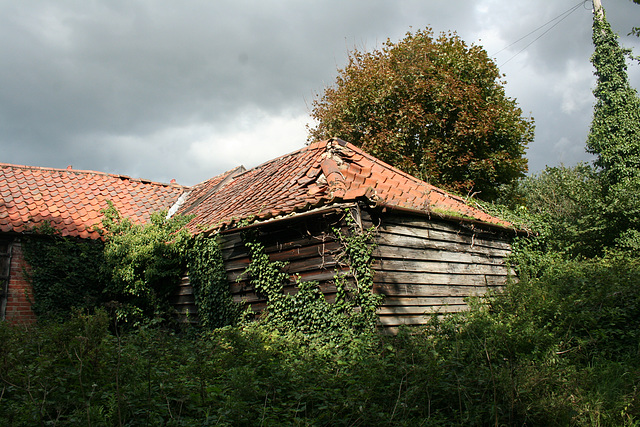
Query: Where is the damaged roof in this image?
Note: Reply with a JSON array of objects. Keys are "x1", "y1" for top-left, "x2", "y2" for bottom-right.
[
  {"x1": 0, "y1": 163, "x2": 187, "y2": 239},
  {"x1": 178, "y1": 138, "x2": 513, "y2": 234},
  {"x1": 0, "y1": 139, "x2": 513, "y2": 240}
]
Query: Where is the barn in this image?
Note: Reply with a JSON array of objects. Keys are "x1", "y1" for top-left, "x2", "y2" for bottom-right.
[
  {"x1": 1, "y1": 139, "x2": 517, "y2": 330},
  {"x1": 172, "y1": 138, "x2": 518, "y2": 332}
]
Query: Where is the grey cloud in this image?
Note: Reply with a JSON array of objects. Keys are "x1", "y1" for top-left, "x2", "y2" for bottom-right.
[{"x1": 1, "y1": 0, "x2": 639, "y2": 185}]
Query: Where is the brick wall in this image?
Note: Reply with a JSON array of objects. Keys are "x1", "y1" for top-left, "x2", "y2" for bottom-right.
[{"x1": 3, "y1": 241, "x2": 37, "y2": 325}]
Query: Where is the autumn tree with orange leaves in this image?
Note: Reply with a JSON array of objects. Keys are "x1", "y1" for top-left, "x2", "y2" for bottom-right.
[{"x1": 309, "y1": 29, "x2": 534, "y2": 201}]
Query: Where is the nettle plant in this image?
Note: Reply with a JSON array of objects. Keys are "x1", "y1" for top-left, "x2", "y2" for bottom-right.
[{"x1": 241, "y1": 210, "x2": 382, "y2": 337}]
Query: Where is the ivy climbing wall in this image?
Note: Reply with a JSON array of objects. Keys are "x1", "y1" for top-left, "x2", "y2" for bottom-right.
[
  {"x1": 173, "y1": 203, "x2": 515, "y2": 333},
  {"x1": 220, "y1": 208, "x2": 350, "y2": 316}
]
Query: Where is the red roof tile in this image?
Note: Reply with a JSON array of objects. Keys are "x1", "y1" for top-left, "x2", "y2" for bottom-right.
[
  {"x1": 180, "y1": 139, "x2": 513, "y2": 233},
  {"x1": 0, "y1": 163, "x2": 187, "y2": 239}
]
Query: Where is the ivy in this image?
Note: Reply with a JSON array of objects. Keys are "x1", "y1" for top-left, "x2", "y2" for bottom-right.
[
  {"x1": 587, "y1": 8, "x2": 640, "y2": 252},
  {"x1": 187, "y1": 235, "x2": 241, "y2": 329},
  {"x1": 332, "y1": 212, "x2": 382, "y2": 329},
  {"x1": 241, "y1": 210, "x2": 382, "y2": 337},
  {"x1": 22, "y1": 228, "x2": 106, "y2": 322}
]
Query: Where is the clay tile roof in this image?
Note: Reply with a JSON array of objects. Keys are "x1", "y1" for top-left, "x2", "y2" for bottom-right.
[
  {"x1": 0, "y1": 163, "x2": 188, "y2": 239},
  {"x1": 182, "y1": 139, "x2": 513, "y2": 234}
]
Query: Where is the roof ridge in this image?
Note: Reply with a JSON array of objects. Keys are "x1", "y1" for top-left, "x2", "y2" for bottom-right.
[
  {"x1": 231, "y1": 141, "x2": 328, "y2": 180},
  {"x1": 0, "y1": 162, "x2": 187, "y2": 189},
  {"x1": 178, "y1": 165, "x2": 246, "y2": 216},
  {"x1": 328, "y1": 139, "x2": 463, "y2": 201}
]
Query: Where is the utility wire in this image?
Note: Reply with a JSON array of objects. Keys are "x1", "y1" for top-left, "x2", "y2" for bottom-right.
[{"x1": 496, "y1": 1, "x2": 587, "y2": 67}]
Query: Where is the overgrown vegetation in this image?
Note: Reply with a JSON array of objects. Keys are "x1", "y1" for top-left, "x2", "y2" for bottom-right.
[
  {"x1": 22, "y1": 224, "x2": 105, "y2": 322},
  {"x1": 2, "y1": 256, "x2": 639, "y2": 426},
  {"x1": 187, "y1": 235, "x2": 241, "y2": 329},
  {"x1": 100, "y1": 202, "x2": 193, "y2": 325},
  {"x1": 6, "y1": 5, "x2": 640, "y2": 426},
  {"x1": 240, "y1": 213, "x2": 382, "y2": 339},
  {"x1": 23, "y1": 203, "x2": 197, "y2": 327}
]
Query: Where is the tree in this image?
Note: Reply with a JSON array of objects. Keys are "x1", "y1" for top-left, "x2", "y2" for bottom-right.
[
  {"x1": 308, "y1": 28, "x2": 534, "y2": 201},
  {"x1": 516, "y1": 164, "x2": 608, "y2": 258},
  {"x1": 587, "y1": 5, "x2": 640, "y2": 250},
  {"x1": 630, "y1": 0, "x2": 640, "y2": 37}
]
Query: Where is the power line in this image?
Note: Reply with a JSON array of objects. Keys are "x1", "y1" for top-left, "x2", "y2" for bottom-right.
[{"x1": 495, "y1": 1, "x2": 587, "y2": 67}]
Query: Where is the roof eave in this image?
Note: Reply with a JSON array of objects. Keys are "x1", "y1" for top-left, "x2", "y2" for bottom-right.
[{"x1": 374, "y1": 201, "x2": 527, "y2": 235}]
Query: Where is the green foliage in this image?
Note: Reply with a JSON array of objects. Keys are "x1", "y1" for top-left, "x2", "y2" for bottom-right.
[
  {"x1": 332, "y1": 215, "x2": 382, "y2": 328},
  {"x1": 309, "y1": 28, "x2": 534, "y2": 200},
  {"x1": 100, "y1": 202, "x2": 193, "y2": 326},
  {"x1": 516, "y1": 164, "x2": 609, "y2": 258},
  {"x1": 588, "y1": 8, "x2": 640, "y2": 252},
  {"x1": 2, "y1": 278, "x2": 638, "y2": 427},
  {"x1": 241, "y1": 213, "x2": 382, "y2": 338},
  {"x1": 589, "y1": 12, "x2": 640, "y2": 181},
  {"x1": 22, "y1": 226, "x2": 105, "y2": 321},
  {"x1": 187, "y1": 235, "x2": 241, "y2": 329},
  {"x1": 21, "y1": 203, "x2": 197, "y2": 327}
]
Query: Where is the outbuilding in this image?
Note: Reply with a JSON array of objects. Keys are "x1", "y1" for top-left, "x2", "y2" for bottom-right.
[
  {"x1": 1, "y1": 139, "x2": 517, "y2": 331},
  {"x1": 172, "y1": 138, "x2": 517, "y2": 332}
]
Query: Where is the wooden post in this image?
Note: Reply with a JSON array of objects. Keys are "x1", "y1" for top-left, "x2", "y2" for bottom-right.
[{"x1": 592, "y1": 0, "x2": 603, "y2": 20}]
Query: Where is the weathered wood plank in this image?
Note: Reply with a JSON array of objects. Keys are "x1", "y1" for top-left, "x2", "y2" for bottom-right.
[
  {"x1": 267, "y1": 241, "x2": 342, "y2": 262},
  {"x1": 373, "y1": 282, "x2": 502, "y2": 297},
  {"x1": 375, "y1": 232, "x2": 511, "y2": 257},
  {"x1": 221, "y1": 232, "x2": 342, "y2": 262},
  {"x1": 380, "y1": 296, "x2": 468, "y2": 307},
  {"x1": 373, "y1": 259, "x2": 511, "y2": 276},
  {"x1": 374, "y1": 270, "x2": 507, "y2": 286},
  {"x1": 173, "y1": 286, "x2": 194, "y2": 297},
  {"x1": 377, "y1": 303, "x2": 466, "y2": 315},
  {"x1": 170, "y1": 295, "x2": 196, "y2": 305},
  {"x1": 378, "y1": 222, "x2": 511, "y2": 250},
  {"x1": 381, "y1": 214, "x2": 513, "y2": 240},
  {"x1": 378, "y1": 307, "x2": 469, "y2": 326},
  {"x1": 373, "y1": 244, "x2": 506, "y2": 266}
]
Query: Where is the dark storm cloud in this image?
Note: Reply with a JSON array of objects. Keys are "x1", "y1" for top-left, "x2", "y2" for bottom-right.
[{"x1": 1, "y1": 0, "x2": 639, "y2": 185}]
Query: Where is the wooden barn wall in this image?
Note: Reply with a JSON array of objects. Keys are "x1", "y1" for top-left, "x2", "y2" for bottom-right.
[
  {"x1": 221, "y1": 210, "x2": 350, "y2": 316},
  {"x1": 174, "y1": 205, "x2": 515, "y2": 332},
  {"x1": 362, "y1": 210, "x2": 514, "y2": 330},
  {"x1": 172, "y1": 209, "x2": 352, "y2": 322},
  {"x1": 170, "y1": 274, "x2": 198, "y2": 325}
]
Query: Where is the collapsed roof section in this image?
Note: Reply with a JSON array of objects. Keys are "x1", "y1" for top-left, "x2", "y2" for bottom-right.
[{"x1": 179, "y1": 138, "x2": 513, "y2": 234}]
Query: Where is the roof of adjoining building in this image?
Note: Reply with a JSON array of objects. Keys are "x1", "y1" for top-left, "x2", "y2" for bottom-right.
[
  {"x1": 178, "y1": 138, "x2": 513, "y2": 234},
  {"x1": 0, "y1": 163, "x2": 187, "y2": 239}
]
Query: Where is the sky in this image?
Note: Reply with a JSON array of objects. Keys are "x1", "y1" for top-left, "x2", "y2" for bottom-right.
[{"x1": 1, "y1": 0, "x2": 639, "y2": 187}]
